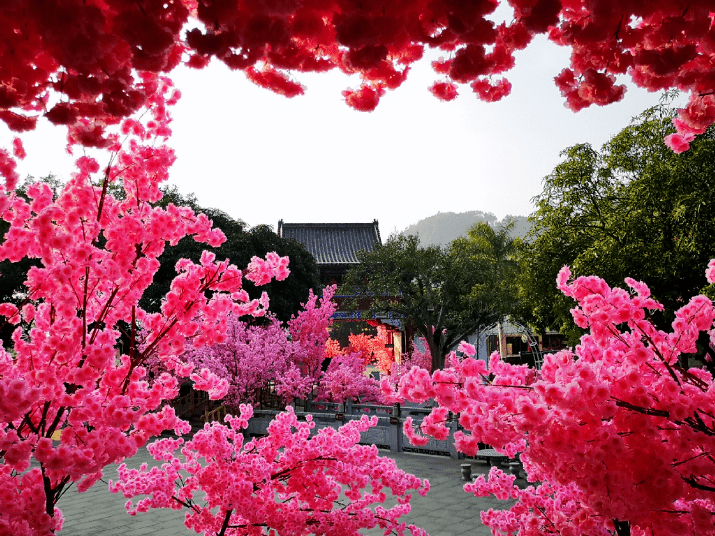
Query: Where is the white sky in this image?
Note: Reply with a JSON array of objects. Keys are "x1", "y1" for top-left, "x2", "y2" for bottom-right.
[{"x1": 6, "y1": 34, "x2": 685, "y2": 240}]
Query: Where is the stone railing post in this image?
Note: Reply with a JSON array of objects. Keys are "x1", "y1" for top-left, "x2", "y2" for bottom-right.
[
  {"x1": 448, "y1": 413, "x2": 460, "y2": 459},
  {"x1": 390, "y1": 403, "x2": 402, "y2": 453}
]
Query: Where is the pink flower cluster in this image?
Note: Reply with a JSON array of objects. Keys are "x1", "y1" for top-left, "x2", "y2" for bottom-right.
[
  {"x1": 316, "y1": 351, "x2": 382, "y2": 404},
  {"x1": 110, "y1": 405, "x2": 429, "y2": 536},
  {"x1": 183, "y1": 314, "x2": 312, "y2": 409},
  {"x1": 387, "y1": 263, "x2": 715, "y2": 536},
  {"x1": 244, "y1": 252, "x2": 290, "y2": 286},
  {"x1": 287, "y1": 285, "x2": 337, "y2": 379},
  {"x1": 380, "y1": 338, "x2": 432, "y2": 404}
]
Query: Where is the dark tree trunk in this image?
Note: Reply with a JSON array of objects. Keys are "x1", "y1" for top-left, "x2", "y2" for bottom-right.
[
  {"x1": 422, "y1": 327, "x2": 446, "y2": 371},
  {"x1": 613, "y1": 519, "x2": 630, "y2": 536}
]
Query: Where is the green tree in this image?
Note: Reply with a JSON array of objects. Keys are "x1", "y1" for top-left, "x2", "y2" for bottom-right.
[
  {"x1": 140, "y1": 186, "x2": 320, "y2": 323},
  {"x1": 450, "y1": 221, "x2": 525, "y2": 356},
  {"x1": 342, "y1": 233, "x2": 520, "y2": 370},
  {"x1": 520, "y1": 102, "x2": 715, "y2": 341},
  {"x1": 451, "y1": 221, "x2": 523, "y2": 320}
]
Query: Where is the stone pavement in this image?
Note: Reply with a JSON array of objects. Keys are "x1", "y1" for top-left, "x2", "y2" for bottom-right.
[
  {"x1": 58, "y1": 447, "x2": 514, "y2": 536},
  {"x1": 356, "y1": 452, "x2": 511, "y2": 536}
]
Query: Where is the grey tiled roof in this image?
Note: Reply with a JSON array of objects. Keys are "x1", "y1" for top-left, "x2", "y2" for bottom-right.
[{"x1": 278, "y1": 221, "x2": 381, "y2": 265}]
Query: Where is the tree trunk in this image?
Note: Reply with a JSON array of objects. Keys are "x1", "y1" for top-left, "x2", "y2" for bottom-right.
[
  {"x1": 613, "y1": 519, "x2": 630, "y2": 536},
  {"x1": 422, "y1": 327, "x2": 446, "y2": 371}
]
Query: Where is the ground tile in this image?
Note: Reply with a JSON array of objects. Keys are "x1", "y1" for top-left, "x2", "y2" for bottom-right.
[{"x1": 55, "y1": 448, "x2": 516, "y2": 536}]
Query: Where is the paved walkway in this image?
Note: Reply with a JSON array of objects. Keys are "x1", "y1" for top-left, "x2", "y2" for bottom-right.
[{"x1": 57, "y1": 447, "x2": 514, "y2": 536}]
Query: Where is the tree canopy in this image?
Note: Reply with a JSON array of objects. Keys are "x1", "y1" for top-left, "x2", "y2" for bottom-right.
[
  {"x1": 451, "y1": 221, "x2": 524, "y2": 324},
  {"x1": 388, "y1": 268, "x2": 715, "y2": 536},
  {"x1": 520, "y1": 102, "x2": 715, "y2": 341},
  {"x1": 342, "y1": 230, "x2": 521, "y2": 370},
  {"x1": 1, "y1": 0, "x2": 715, "y2": 165}
]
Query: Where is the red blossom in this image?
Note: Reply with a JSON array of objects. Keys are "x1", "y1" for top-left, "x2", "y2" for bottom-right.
[
  {"x1": 11, "y1": 138, "x2": 25, "y2": 160},
  {"x1": 0, "y1": 111, "x2": 37, "y2": 132},
  {"x1": 497, "y1": 21, "x2": 532, "y2": 50},
  {"x1": 470, "y1": 78, "x2": 512, "y2": 101},
  {"x1": 245, "y1": 66, "x2": 306, "y2": 97},
  {"x1": 1, "y1": 1, "x2": 715, "y2": 147},
  {"x1": 431, "y1": 80, "x2": 459, "y2": 101},
  {"x1": 342, "y1": 84, "x2": 385, "y2": 111},
  {"x1": 432, "y1": 57, "x2": 453, "y2": 74},
  {"x1": 343, "y1": 44, "x2": 389, "y2": 71},
  {"x1": 449, "y1": 44, "x2": 493, "y2": 83}
]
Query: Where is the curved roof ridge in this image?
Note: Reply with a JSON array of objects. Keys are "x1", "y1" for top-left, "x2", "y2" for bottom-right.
[{"x1": 278, "y1": 220, "x2": 381, "y2": 265}]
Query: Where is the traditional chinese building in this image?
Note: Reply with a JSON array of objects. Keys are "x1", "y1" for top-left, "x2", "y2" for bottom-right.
[
  {"x1": 277, "y1": 220, "x2": 381, "y2": 286},
  {"x1": 277, "y1": 220, "x2": 404, "y2": 361},
  {"x1": 482, "y1": 321, "x2": 567, "y2": 368}
]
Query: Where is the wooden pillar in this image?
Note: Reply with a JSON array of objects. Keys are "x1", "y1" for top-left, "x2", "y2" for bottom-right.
[{"x1": 498, "y1": 322, "x2": 507, "y2": 358}]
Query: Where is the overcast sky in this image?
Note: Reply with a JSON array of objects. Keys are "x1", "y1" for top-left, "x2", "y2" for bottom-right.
[{"x1": 7, "y1": 34, "x2": 684, "y2": 240}]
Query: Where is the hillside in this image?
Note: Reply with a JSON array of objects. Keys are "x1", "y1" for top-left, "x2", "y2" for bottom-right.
[{"x1": 401, "y1": 211, "x2": 530, "y2": 248}]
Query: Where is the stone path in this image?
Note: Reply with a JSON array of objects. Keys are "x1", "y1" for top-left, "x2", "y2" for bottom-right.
[
  {"x1": 57, "y1": 447, "x2": 513, "y2": 536},
  {"x1": 356, "y1": 452, "x2": 510, "y2": 536}
]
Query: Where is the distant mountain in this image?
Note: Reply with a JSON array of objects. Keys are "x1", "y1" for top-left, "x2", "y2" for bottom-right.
[{"x1": 401, "y1": 211, "x2": 531, "y2": 248}]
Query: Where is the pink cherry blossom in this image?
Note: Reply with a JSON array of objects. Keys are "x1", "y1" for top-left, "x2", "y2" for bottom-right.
[
  {"x1": 111, "y1": 405, "x2": 429, "y2": 536},
  {"x1": 395, "y1": 262, "x2": 715, "y2": 536},
  {"x1": 0, "y1": 84, "x2": 299, "y2": 535},
  {"x1": 316, "y1": 351, "x2": 382, "y2": 404}
]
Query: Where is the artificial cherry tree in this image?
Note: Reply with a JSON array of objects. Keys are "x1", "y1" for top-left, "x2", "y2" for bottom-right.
[
  {"x1": 111, "y1": 404, "x2": 430, "y2": 536},
  {"x1": 181, "y1": 315, "x2": 310, "y2": 409},
  {"x1": 287, "y1": 285, "x2": 337, "y2": 380},
  {"x1": 181, "y1": 282, "x2": 395, "y2": 408},
  {"x1": 0, "y1": 80, "x2": 293, "y2": 535},
  {"x1": 181, "y1": 284, "x2": 341, "y2": 409},
  {"x1": 283, "y1": 285, "x2": 385, "y2": 405},
  {"x1": 0, "y1": 91, "x2": 428, "y2": 536},
  {"x1": 385, "y1": 263, "x2": 715, "y2": 536},
  {"x1": 2, "y1": 0, "x2": 715, "y2": 162},
  {"x1": 316, "y1": 351, "x2": 383, "y2": 404}
]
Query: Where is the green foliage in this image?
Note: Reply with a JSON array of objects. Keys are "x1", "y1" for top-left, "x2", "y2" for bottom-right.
[
  {"x1": 520, "y1": 103, "x2": 715, "y2": 340},
  {"x1": 341, "y1": 230, "x2": 522, "y2": 370},
  {"x1": 451, "y1": 221, "x2": 524, "y2": 321},
  {"x1": 139, "y1": 186, "x2": 320, "y2": 323}
]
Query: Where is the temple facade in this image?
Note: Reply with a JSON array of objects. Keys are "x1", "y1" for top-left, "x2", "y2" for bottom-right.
[
  {"x1": 277, "y1": 220, "x2": 382, "y2": 286},
  {"x1": 277, "y1": 219, "x2": 405, "y2": 361}
]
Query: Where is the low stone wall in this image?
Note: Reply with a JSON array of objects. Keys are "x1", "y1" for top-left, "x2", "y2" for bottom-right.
[{"x1": 247, "y1": 400, "x2": 462, "y2": 459}]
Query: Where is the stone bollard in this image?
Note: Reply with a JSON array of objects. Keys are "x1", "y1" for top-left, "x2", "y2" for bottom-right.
[
  {"x1": 460, "y1": 463, "x2": 472, "y2": 481},
  {"x1": 508, "y1": 461, "x2": 524, "y2": 479}
]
